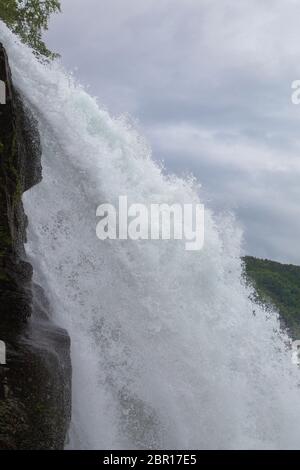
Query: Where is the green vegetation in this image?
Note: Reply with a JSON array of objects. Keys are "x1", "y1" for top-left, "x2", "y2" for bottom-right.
[
  {"x1": 0, "y1": 0, "x2": 61, "y2": 59},
  {"x1": 243, "y1": 256, "x2": 300, "y2": 339}
]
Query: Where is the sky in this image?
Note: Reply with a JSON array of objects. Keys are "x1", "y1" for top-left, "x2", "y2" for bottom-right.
[{"x1": 45, "y1": 0, "x2": 300, "y2": 264}]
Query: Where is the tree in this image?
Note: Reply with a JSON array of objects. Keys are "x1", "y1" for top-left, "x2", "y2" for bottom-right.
[{"x1": 0, "y1": 0, "x2": 61, "y2": 59}]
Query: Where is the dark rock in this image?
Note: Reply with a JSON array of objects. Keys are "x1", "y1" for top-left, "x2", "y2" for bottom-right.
[{"x1": 0, "y1": 43, "x2": 71, "y2": 449}]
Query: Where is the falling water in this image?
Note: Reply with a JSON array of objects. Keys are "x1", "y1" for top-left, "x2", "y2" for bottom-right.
[{"x1": 2, "y1": 24, "x2": 300, "y2": 450}]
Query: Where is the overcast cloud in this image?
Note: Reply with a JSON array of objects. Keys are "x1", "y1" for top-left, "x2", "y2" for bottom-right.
[{"x1": 46, "y1": 0, "x2": 300, "y2": 264}]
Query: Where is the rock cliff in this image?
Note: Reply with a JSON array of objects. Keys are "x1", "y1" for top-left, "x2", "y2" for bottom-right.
[{"x1": 0, "y1": 43, "x2": 71, "y2": 450}]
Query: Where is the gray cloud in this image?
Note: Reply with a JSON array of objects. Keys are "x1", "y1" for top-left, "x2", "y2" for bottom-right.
[{"x1": 46, "y1": 0, "x2": 300, "y2": 263}]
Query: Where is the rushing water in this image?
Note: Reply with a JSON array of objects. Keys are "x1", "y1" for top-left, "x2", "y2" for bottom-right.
[{"x1": 2, "y1": 24, "x2": 300, "y2": 450}]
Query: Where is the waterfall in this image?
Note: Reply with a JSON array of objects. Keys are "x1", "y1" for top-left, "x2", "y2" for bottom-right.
[{"x1": 2, "y1": 23, "x2": 300, "y2": 450}]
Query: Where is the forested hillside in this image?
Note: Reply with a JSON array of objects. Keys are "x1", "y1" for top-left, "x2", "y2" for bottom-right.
[{"x1": 244, "y1": 256, "x2": 300, "y2": 339}]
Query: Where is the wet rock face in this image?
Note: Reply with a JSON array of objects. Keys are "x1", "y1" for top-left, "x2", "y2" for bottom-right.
[
  {"x1": 0, "y1": 43, "x2": 36, "y2": 324},
  {"x1": 0, "y1": 44, "x2": 71, "y2": 449}
]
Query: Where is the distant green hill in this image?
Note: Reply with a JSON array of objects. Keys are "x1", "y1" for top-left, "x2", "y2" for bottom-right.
[{"x1": 243, "y1": 256, "x2": 300, "y2": 339}]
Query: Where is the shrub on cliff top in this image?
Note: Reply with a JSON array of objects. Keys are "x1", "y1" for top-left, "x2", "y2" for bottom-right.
[{"x1": 0, "y1": 0, "x2": 60, "y2": 59}]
